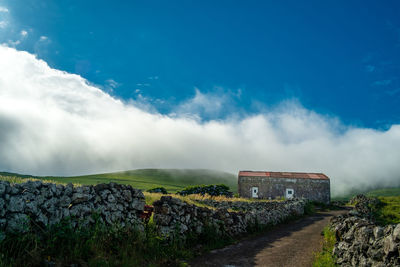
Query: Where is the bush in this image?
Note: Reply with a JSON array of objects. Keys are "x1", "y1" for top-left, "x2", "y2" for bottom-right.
[
  {"x1": 177, "y1": 184, "x2": 233, "y2": 197},
  {"x1": 304, "y1": 201, "x2": 316, "y2": 215},
  {"x1": 147, "y1": 187, "x2": 168, "y2": 194}
]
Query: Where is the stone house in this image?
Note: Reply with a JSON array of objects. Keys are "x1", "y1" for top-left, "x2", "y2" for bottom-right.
[{"x1": 238, "y1": 171, "x2": 330, "y2": 203}]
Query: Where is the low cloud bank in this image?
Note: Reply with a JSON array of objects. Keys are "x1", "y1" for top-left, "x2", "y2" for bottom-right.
[{"x1": 1, "y1": 46, "x2": 399, "y2": 196}]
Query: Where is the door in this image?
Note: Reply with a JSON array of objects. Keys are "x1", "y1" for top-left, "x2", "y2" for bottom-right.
[
  {"x1": 286, "y1": 188, "x2": 294, "y2": 199},
  {"x1": 251, "y1": 187, "x2": 259, "y2": 198}
]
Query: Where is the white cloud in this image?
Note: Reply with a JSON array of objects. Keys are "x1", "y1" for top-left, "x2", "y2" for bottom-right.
[
  {"x1": 0, "y1": 20, "x2": 7, "y2": 29},
  {"x1": 174, "y1": 88, "x2": 234, "y2": 119},
  {"x1": 0, "y1": 46, "x2": 400, "y2": 196},
  {"x1": 0, "y1": 6, "x2": 9, "y2": 13},
  {"x1": 372, "y1": 80, "x2": 392, "y2": 86},
  {"x1": 5, "y1": 39, "x2": 20, "y2": 47},
  {"x1": 39, "y1": 36, "x2": 48, "y2": 41},
  {"x1": 20, "y1": 30, "x2": 28, "y2": 37}
]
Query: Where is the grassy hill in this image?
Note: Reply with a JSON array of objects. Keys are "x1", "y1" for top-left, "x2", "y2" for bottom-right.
[
  {"x1": 333, "y1": 187, "x2": 400, "y2": 201},
  {"x1": 0, "y1": 169, "x2": 238, "y2": 193}
]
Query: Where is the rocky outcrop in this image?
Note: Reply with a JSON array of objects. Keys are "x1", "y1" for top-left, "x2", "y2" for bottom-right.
[
  {"x1": 0, "y1": 180, "x2": 145, "y2": 234},
  {"x1": 330, "y1": 195, "x2": 399, "y2": 266},
  {"x1": 153, "y1": 196, "x2": 306, "y2": 238}
]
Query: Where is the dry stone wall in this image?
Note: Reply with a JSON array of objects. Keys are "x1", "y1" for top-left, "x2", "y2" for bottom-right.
[
  {"x1": 330, "y1": 195, "x2": 400, "y2": 266},
  {"x1": 153, "y1": 196, "x2": 306, "y2": 238},
  {"x1": 1, "y1": 180, "x2": 307, "y2": 245},
  {"x1": 331, "y1": 215, "x2": 400, "y2": 266},
  {"x1": 0, "y1": 180, "x2": 145, "y2": 234}
]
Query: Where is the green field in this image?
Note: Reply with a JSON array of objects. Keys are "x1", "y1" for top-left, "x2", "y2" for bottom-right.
[{"x1": 0, "y1": 169, "x2": 237, "y2": 193}]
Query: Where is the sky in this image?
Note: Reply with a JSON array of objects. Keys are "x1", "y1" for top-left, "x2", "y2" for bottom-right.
[{"x1": 1, "y1": 1, "x2": 400, "y2": 195}]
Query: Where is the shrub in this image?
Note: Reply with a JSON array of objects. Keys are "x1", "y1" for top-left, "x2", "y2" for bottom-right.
[
  {"x1": 304, "y1": 201, "x2": 315, "y2": 215},
  {"x1": 147, "y1": 187, "x2": 168, "y2": 194},
  {"x1": 177, "y1": 184, "x2": 233, "y2": 197}
]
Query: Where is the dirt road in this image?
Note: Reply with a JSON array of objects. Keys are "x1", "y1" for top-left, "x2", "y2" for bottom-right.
[{"x1": 190, "y1": 209, "x2": 346, "y2": 267}]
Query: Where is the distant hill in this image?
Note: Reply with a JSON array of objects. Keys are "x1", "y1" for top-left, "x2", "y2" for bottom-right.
[
  {"x1": 0, "y1": 169, "x2": 238, "y2": 193},
  {"x1": 333, "y1": 187, "x2": 400, "y2": 201}
]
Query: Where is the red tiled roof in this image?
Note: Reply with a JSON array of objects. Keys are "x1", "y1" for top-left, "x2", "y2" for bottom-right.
[{"x1": 238, "y1": 170, "x2": 329, "y2": 180}]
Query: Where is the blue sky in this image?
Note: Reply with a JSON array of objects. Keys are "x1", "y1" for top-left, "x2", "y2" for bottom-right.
[
  {"x1": 1, "y1": 0, "x2": 400, "y2": 128},
  {"x1": 1, "y1": 1, "x2": 400, "y2": 192}
]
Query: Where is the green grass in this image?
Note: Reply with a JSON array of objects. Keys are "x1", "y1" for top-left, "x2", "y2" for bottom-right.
[
  {"x1": 0, "y1": 169, "x2": 237, "y2": 194},
  {"x1": 313, "y1": 226, "x2": 337, "y2": 267},
  {"x1": 0, "y1": 217, "x2": 232, "y2": 266},
  {"x1": 366, "y1": 188, "x2": 400, "y2": 197},
  {"x1": 0, "y1": 174, "x2": 76, "y2": 186},
  {"x1": 373, "y1": 196, "x2": 400, "y2": 225}
]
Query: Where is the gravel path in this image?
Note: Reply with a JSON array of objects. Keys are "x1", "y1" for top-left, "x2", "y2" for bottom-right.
[{"x1": 190, "y1": 209, "x2": 346, "y2": 267}]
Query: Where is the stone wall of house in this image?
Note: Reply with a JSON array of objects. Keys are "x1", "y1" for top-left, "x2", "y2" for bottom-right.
[
  {"x1": 153, "y1": 196, "x2": 306, "y2": 238},
  {"x1": 238, "y1": 176, "x2": 330, "y2": 203},
  {"x1": 330, "y1": 195, "x2": 400, "y2": 266},
  {"x1": 0, "y1": 180, "x2": 145, "y2": 234}
]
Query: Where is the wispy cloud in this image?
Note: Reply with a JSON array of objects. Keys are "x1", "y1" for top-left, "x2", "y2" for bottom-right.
[
  {"x1": 386, "y1": 88, "x2": 400, "y2": 96},
  {"x1": 365, "y1": 65, "x2": 375, "y2": 72},
  {"x1": 1, "y1": 46, "x2": 400, "y2": 196},
  {"x1": 0, "y1": 20, "x2": 7, "y2": 29},
  {"x1": 20, "y1": 30, "x2": 28, "y2": 37},
  {"x1": 104, "y1": 79, "x2": 121, "y2": 93},
  {"x1": 372, "y1": 79, "x2": 392, "y2": 86},
  {"x1": 172, "y1": 88, "x2": 239, "y2": 120},
  {"x1": 0, "y1": 6, "x2": 9, "y2": 13}
]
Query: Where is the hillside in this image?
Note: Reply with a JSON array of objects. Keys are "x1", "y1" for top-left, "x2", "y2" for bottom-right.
[
  {"x1": 0, "y1": 169, "x2": 238, "y2": 193},
  {"x1": 333, "y1": 187, "x2": 400, "y2": 201}
]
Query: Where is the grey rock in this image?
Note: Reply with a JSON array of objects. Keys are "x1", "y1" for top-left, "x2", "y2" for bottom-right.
[
  {"x1": 42, "y1": 198, "x2": 58, "y2": 214},
  {"x1": 6, "y1": 213, "x2": 29, "y2": 232},
  {"x1": 131, "y1": 199, "x2": 145, "y2": 211},
  {"x1": 374, "y1": 226, "x2": 384, "y2": 240},
  {"x1": 393, "y1": 224, "x2": 400, "y2": 241},
  {"x1": 25, "y1": 201, "x2": 39, "y2": 214},
  {"x1": 59, "y1": 196, "x2": 71, "y2": 207},
  {"x1": 0, "y1": 198, "x2": 5, "y2": 216},
  {"x1": 107, "y1": 194, "x2": 116, "y2": 203},
  {"x1": 8, "y1": 196, "x2": 25, "y2": 212},
  {"x1": 384, "y1": 235, "x2": 397, "y2": 255},
  {"x1": 36, "y1": 212, "x2": 49, "y2": 226},
  {"x1": 100, "y1": 189, "x2": 111, "y2": 200},
  {"x1": 65, "y1": 183, "x2": 74, "y2": 196},
  {"x1": 71, "y1": 193, "x2": 89, "y2": 204},
  {"x1": 0, "y1": 181, "x2": 8, "y2": 196},
  {"x1": 123, "y1": 190, "x2": 132, "y2": 202}
]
